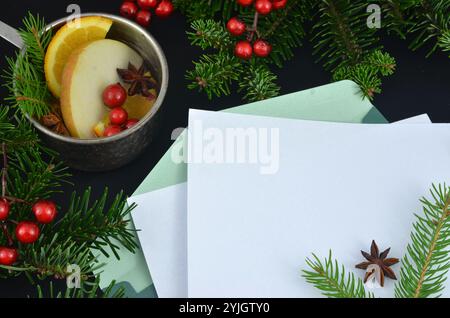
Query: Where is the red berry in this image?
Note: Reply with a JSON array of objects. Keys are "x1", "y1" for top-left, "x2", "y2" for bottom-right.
[
  {"x1": 253, "y1": 39, "x2": 272, "y2": 57},
  {"x1": 155, "y1": 0, "x2": 174, "y2": 18},
  {"x1": 15, "y1": 222, "x2": 40, "y2": 244},
  {"x1": 0, "y1": 247, "x2": 18, "y2": 266},
  {"x1": 103, "y1": 83, "x2": 127, "y2": 108},
  {"x1": 32, "y1": 200, "x2": 57, "y2": 224},
  {"x1": 272, "y1": 0, "x2": 287, "y2": 9},
  {"x1": 0, "y1": 198, "x2": 10, "y2": 221},
  {"x1": 255, "y1": 0, "x2": 272, "y2": 15},
  {"x1": 235, "y1": 41, "x2": 253, "y2": 60},
  {"x1": 237, "y1": 0, "x2": 253, "y2": 6},
  {"x1": 125, "y1": 119, "x2": 139, "y2": 129},
  {"x1": 120, "y1": 2, "x2": 139, "y2": 19},
  {"x1": 136, "y1": 10, "x2": 152, "y2": 27},
  {"x1": 226, "y1": 17, "x2": 246, "y2": 36},
  {"x1": 110, "y1": 107, "x2": 129, "y2": 126},
  {"x1": 103, "y1": 125, "x2": 123, "y2": 137},
  {"x1": 137, "y1": 0, "x2": 159, "y2": 9}
]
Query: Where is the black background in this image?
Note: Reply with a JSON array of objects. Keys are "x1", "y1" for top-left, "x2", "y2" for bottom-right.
[{"x1": 0, "y1": 0, "x2": 449, "y2": 297}]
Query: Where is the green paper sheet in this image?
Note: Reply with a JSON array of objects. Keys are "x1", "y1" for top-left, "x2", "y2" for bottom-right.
[{"x1": 97, "y1": 80, "x2": 387, "y2": 297}]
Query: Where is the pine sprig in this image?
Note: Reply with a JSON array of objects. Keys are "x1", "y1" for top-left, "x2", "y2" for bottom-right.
[
  {"x1": 0, "y1": 108, "x2": 41, "y2": 153},
  {"x1": 407, "y1": 0, "x2": 450, "y2": 57},
  {"x1": 54, "y1": 189, "x2": 139, "y2": 260},
  {"x1": 7, "y1": 237, "x2": 100, "y2": 281},
  {"x1": 382, "y1": 0, "x2": 419, "y2": 38},
  {"x1": 174, "y1": 0, "x2": 241, "y2": 21},
  {"x1": 395, "y1": 184, "x2": 450, "y2": 298},
  {"x1": 187, "y1": 52, "x2": 243, "y2": 99},
  {"x1": 238, "y1": 63, "x2": 280, "y2": 101},
  {"x1": 18, "y1": 13, "x2": 52, "y2": 67},
  {"x1": 302, "y1": 251, "x2": 373, "y2": 298},
  {"x1": 311, "y1": 0, "x2": 380, "y2": 71},
  {"x1": 187, "y1": 19, "x2": 233, "y2": 50},
  {"x1": 333, "y1": 50, "x2": 396, "y2": 99},
  {"x1": 3, "y1": 13, "x2": 53, "y2": 118},
  {"x1": 36, "y1": 278, "x2": 125, "y2": 298},
  {"x1": 438, "y1": 30, "x2": 450, "y2": 56}
]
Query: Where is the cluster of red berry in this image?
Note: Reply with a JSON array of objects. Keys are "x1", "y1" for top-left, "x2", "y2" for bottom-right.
[
  {"x1": 228, "y1": 0, "x2": 288, "y2": 60},
  {"x1": 102, "y1": 83, "x2": 140, "y2": 137},
  {"x1": 120, "y1": 0, "x2": 174, "y2": 27},
  {"x1": 0, "y1": 198, "x2": 57, "y2": 266}
]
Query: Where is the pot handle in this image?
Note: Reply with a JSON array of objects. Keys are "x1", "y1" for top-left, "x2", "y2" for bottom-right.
[{"x1": 0, "y1": 20, "x2": 24, "y2": 49}]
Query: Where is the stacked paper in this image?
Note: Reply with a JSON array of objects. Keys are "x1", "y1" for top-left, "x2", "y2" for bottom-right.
[
  {"x1": 127, "y1": 83, "x2": 443, "y2": 298},
  {"x1": 186, "y1": 110, "x2": 447, "y2": 298}
]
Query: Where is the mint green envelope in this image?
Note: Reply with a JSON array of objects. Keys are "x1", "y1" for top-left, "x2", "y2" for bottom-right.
[{"x1": 97, "y1": 80, "x2": 387, "y2": 297}]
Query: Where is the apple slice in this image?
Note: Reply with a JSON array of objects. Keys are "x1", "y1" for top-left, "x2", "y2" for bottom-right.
[{"x1": 61, "y1": 39, "x2": 143, "y2": 139}]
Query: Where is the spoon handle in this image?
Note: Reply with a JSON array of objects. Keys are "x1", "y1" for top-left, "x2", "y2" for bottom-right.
[{"x1": 0, "y1": 20, "x2": 23, "y2": 49}]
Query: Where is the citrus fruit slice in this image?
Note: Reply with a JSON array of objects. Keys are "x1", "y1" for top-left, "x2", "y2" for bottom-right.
[{"x1": 44, "y1": 16, "x2": 113, "y2": 98}]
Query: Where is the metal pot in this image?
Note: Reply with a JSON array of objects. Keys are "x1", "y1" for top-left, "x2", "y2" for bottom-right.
[{"x1": 0, "y1": 13, "x2": 169, "y2": 171}]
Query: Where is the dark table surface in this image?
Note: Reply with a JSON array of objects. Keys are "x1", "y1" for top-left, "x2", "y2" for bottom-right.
[{"x1": 0, "y1": 0, "x2": 449, "y2": 297}]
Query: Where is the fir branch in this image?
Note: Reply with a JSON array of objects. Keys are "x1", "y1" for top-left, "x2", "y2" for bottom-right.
[
  {"x1": 333, "y1": 64, "x2": 381, "y2": 99},
  {"x1": 3, "y1": 237, "x2": 100, "y2": 281},
  {"x1": 438, "y1": 30, "x2": 450, "y2": 55},
  {"x1": 303, "y1": 251, "x2": 373, "y2": 298},
  {"x1": 188, "y1": 19, "x2": 233, "y2": 50},
  {"x1": 238, "y1": 63, "x2": 280, "y2": 101},
  {"x1": 186, "y1": 52, "x2": 243, "y2": 99},
  {"x1": 311, "y1": 0, "x2": 380, "y2": 70},
  {"x1": 395, "y1": 184, "x2": 450, "y2": 298},
  {"x1": 407, "y1": 0, "x2": 450, "y2": 57},
  {"x1": 0, "y1": 108, "x2": 42, "y2": 153},
  {"x1": 6, "y1": 151, "x2": 68, "y2": 210},
  {"x1": 174, "y1": 0, "x2": 240, "y2": 21},
  {"x1": 382, "y1": 0, "x2": 419, "y2": 38},
  {"x1": 364, "y1": 50, "x2": 397, "y2": 77},
  {"x1": 3, "y1": 13, "x2": 53, "y2": 118},
  {"x1": 35, "y1": 278, "x2": 125, "y2": 298},
  {"x1": 332, "y1": 49, "x2": 396, "y2": 99},
  {"x1": 54, "y1": 188, "x2": 138, "y2": 259},
  {"x1": 19, "y1": 13, "x2": 52, "y2": 67}
]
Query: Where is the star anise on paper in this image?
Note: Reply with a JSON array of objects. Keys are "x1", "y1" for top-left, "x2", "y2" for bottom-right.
[
  {"x1": 117, "y1": 62, "x2": 157, "y2": 98},
  {"x1": 355, "y1": 240, "x2": 399, "y2": 287}
]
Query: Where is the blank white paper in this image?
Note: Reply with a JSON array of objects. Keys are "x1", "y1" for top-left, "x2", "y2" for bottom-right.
[
  {"x1": 128, "y1": 114, "x2": 431, "y2": 298},
  {"x1": 187, "y1": 110, "x2": 447, "y2": 298},
  {"x1": 129, "y1": 183, "x2": 187, "y2": 298}
]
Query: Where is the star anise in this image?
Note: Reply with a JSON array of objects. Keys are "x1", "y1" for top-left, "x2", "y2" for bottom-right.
[
  {"x1": 117, "y1": 62, "x2": 157, "y2": 98},
  {"x1": 40, "y1": 103, "x2": 70, "y2": 136},
  {"x1": 355, "y1": 240, "x2": 399, "y2": 287}
]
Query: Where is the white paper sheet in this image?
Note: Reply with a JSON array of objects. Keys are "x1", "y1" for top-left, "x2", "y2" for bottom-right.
[
  {"x1": 129, "y1": 183, "x2": 187, "y2": 298},
  {"x1": 187, "y1": 111, "x2": 446, "y2": 298},
  {"x1": 129, "y1": 114, "x2": 431, "y2": 298}
]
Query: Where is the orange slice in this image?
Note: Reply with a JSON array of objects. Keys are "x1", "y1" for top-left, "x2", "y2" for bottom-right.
[{"x1": 44, "y1": 16, "x2": 113, "y2": 98}]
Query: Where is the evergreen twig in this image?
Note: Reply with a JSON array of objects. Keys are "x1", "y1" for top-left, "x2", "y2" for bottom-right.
[
  {"x1": 2, "y1": 12, "x2": 53, "y2": 118},
  {"x1": 395, "y1": 184, "x2": 450, "y2": 298},
  {"x1": 35, "y1": 278, "x2": 125, "y2": 298},
  {"x1": 302, "y1": 251, "x2": 373, "y2": 298}
]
